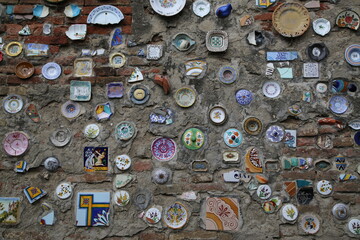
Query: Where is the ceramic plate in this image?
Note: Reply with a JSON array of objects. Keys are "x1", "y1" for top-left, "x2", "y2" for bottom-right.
[
  {"x1": 209, "y1": 106, "x2": 227, "y2": 125},
  {"x1": 345, "y1": 44, "x2": 360, "y2": 66},
  {"x1": 114, "y1": 190, "x2": 130, "y2": 207},
  {"x1": 172, "y1": 33, "x2": 195, "y2": 51},
  {"x1": 87, "y1": 5, "x2": 124, "y2": 25},
  {"x1": 300, "y1": 214, "x2": 320, "y2": 234},
  {"x1": 42, "y1": 62, "x2": 61, "y2": 80},
  {"x1": 145, "y1": 207, "x2": 162, "y2": 224},
  {"x1": 109, "y1": 52, "x2": 126, "y2": 68},
  {"x1": 193, "y1": 0, "x2": 210, "y2": 17},
  {"x1": 316, "y1": 83, "x2": 327, "y2": 93},
  {"x1": 61, "y1": 101, "x2": 81, "y2": 119},
  {"x1": 115, "y1": 154, "x2": 132, "y2": 170},
  {"x1": 329, "y1": 95, "x2": 349, "y2": 114},
  {"x1": 56, "y1": 182, "x2": 72, "y2": 199},
  {"x1": 263, "y1": 81, "x2": 281, "y2": 98},
  {"x1": 243, "y1": 117, "x2": 262, "y2": 135},
  {"x1": 164, "y1": 202, "x2": 188, "y2": 229},
  {"x1": 257, "y1": 184, "x2": 272, "y2": 200},
  {"x1": 15, "y1": 62, "x2": 34, "y2": 79},
  {"x1": 151, "y1": 137, "x2": 177, "y2": 161},
  {"x1": 3, "y1": 94, "x2": 23, "y2": 114},
  {"x1": 316, "y1": 180, "x2": 333, "y2": 196},
  {"x1": 3, "y1": 131, "x2": 29, "y2": 156},
  {"x1": 107, "y1": 82, "x2": 124, "y2": 98},
  {"x1": 272, "y1": 3, "x2": 310, "y2": 37},
  {"x1": 5, "y1": 42, "x2": 22, "y2": 57},
  {"x1": 336, "y1": 10, "x2": 360, "y2": 30},
  {"x1": 223, "y1": 128, "x2": 243, "y2": 147},
  {"x1": 307, "y1": 43, "x2": 329, "y2": 62},
  {"x1": 150, "y1": 0, "x2": 186, "y2": 16},
  {"x1": 50, "y1": 128, "x2": 72, "y2": 147},
  {"x1": 70, "y1": 80, "x2": 91, "y2": 101},
  {"x1": 174, "y1": 87, "x2": 196, "y2": 107},
  {"x1": 235, "y1": 89, "x2": 253, "y2": 105},
  {"x1": 182, "y1": 128, "x2": 205, "y2": 150},
  {"x1": 218, "y1": 66, "x2": 237, "y2": 84},
  {"x1": 115, "y1": 121, "x2": 137, "y2": 141},
  {"x1": 312, "y1": 18, "x2": 331, "y2": 36},
  {"x1": 281, "y1": 204, "x2": 298, "y2": 222},
  {"x1": 332, "y1": 203, "x2": 349, "y2": 220},
  {"x1": 129, "y1": 84, "x2": 150, "y2": 104},
  {"x1": 84, "y1": 124, "x2": 100, "y2": 138},
  {"x1": 348, "y1": 219, "x2": 360, "y2": 235},
  {"x1": 266, "y1": 125, "x2": 284, "y2": 143}
]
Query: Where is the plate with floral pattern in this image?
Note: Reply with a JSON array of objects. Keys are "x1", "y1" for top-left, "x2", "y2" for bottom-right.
[
  {"x1": 151, "y1": 137, "x2": 177, "y2": 161},
  {"x1": 115, "y1": 154, "x2": 131, "y2": 170},
  {"x1": 163, "y1": 202, "x2": 188, "y2": 229},
  {"x1": 150, "y1": 0, "x2": 186, "y2": 16}
]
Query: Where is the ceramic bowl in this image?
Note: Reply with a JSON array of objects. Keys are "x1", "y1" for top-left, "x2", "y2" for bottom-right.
[
  {"x1": 42, "y1": 62, "x2": 61, "y2": 80},
  {"x1": 312, "y1": 18, "x2": 331, "y2": 36},
  {"x1": 206, "y1": 30, "x2": 228, "y2": 52},
  {"x1": 174, "y1": 87, "x2": 196, "y2": 108},
  {"x1": 3, "y1": 94, "x2": 24, "y2": 114},
  {"x1": 209, "y1": 106, "x2": 227, "y2": 125},
  {"x1": 307, "y1": 43, "x2": 329, "y2": 61},
  {"x1": 345, "y1": 44, "x2": 360, "y2": 66},
  {"x1": 329, "y1": 95, "x2": 349, "y2": 114},
  {"x1": 15, "y1": 62, "x2": 34, "y2": 79},
  {"x1": 192, "y1": 0, "x2": 210, "y2": 17}
]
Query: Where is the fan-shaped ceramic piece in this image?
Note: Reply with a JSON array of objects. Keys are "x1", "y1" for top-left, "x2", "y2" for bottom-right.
[
  {"x1": 65, "y1": 24, "x2": 87, "y2": 40},
  {"x1": 87, "y1": 5, "x2": 124, "y2": 25},
  {"x1": 64, "y1": 4, "x2": 81, "y2": 18}
]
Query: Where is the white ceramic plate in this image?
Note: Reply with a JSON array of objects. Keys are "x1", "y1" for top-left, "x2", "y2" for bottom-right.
[
  {"x1": 114, "y1": 190, "x2": 130, "y2": 207},
  {"x1": 145, "y1": 207, "x2": 162, "y2": 224},
  {"x1": 150, "y1": 0, "x2": 186, "y2": 16},
  {"x1": 42, "y1": 62, "x2": 61, "y2": 80},
  {"x1": 281, "y1": 204, "x2": 298, "y2": 221},
  {"x1": 193, "y1": 0, "x2": 210, "y2": 17},
  {"x1": 209, "y1": 106, "x2": 226, "y2": 125},
  {"x1": 316, "y1": 180, "x2": 333, "y2": 196},
  {"x1": 115, "y1": 154, "x2": 132, "y2": 170},
  {"x1": 300, "y1": 214, "x2": 320, "y2": 234},
  {"x1": 56, "y1": 182, "x2": 72, "y2": 199},
  {"x1": 263, "y1": 81, "x2": 281, "y2": 98},
  {"x1": 312, "y1": 18, "x2": 331, "y2": 36},
  {"x1": 61, "y1": 100, "x2": 81, "y2": 119},
  {"x1": 3, "y1": 94, "x2": 23, "y2": 114},
  {"x1": 84, "y1": 124, "x2": 100, "y2": 138},
  {"x1": 87, "y1": 5, "x2": 124, "y2": 25}
]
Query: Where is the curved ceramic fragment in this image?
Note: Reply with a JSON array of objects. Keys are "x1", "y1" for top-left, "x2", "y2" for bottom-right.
[{"x1": 66, "y1": 24, "x2": 87, "y2": 40}]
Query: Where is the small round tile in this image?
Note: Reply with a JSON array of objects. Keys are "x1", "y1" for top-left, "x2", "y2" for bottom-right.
[
  {"x1": 182, "y1": 128, "x2": 205, "y2": 150},
  {"x1": 316, "y1": 83, "x2": 327, "y2": 93},
  {"x1": 174, "y1": 87, "x2": 196, "y2": 108},
  {"x1": 300, "y1": 214, "x2": 320, "y2": 234},
  {"x1": 329, "y1": 95, "x2": 349, "y2": 114},
  {"x1": 114, "y1": 190, "x2": 130, "y2": 207},
  {"x1": 223, "y1": 128, "x2": 243, "y2": 147},
  {"x1": 257, "y1": 184, "x2": 272, "y2": 200},
  {"x1": 151, "y1": 137, "x2": 177, "y2": 161},
  {"x1": 209, "y1": 106, "x2": 227, "y2": 125},
  {"x1": 218, "y1": 66, "x2": 237, "y2": 84},
  {"x1": 3, "y1": 94, "x2": 23, "y2": 114},
  {"x1": 42, "y1": 62, "x2": 61, "y2": 80},
  {"x1": 129, "y1": 84, "x2": 150, "y2": 104},
  {"x1": 44, "y1": 156, "x2": 60, "y2": 172},
  {"x1": 164, "y1": 202, "x2": 188, "y2": 229},
  {"x1": 243, "y1": 117, "x2": 262, "y2": 135},
  {"x1": 332, "y1": 203, "x2": 349, "y2": 220},
  {"x1": 145, "y1": 207, "x2": 162, "y2": 224},
  {"x1": 266, "y1": 125, "x2": 284, "y2": 143},
  {"x1": 84, "y1": 124, "x2": 100, "y2": 138},
  {"x1": 115, "y1": 121, "x2": 137, "y2": 141},
  {"x1": 281, "y1": 204, "x2": 299, "y2": 222},
  {"x1": 50, "y1": 127, "x2": 72, "y2": 147},
  {"x1": 263, "y1": 81, "x2": 281, "y2": 98},
  {"x1": 115, "y1": 154, "x2": 131, "y2": 170},
  {"x1": 235, "y1": 89, "x2": 253, "y2": 105},
  {"x1": 61, "y1": 100, "x2": 81, "y2": 119},
  {"x1": 316, "y1": 180, "x2": 333, "y2": 196},
  {"x1": 3, "y1": 131, "x2": 29, "y2": 156},
  {"x1": 56, "y1": 182, "x2": 72, "y2": 199},
  {"x1": 348, "y1": 218, "x2": 360, "y2": 235}
]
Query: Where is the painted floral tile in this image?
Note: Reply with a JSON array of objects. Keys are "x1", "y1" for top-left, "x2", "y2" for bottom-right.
[
  {"x1": 205, "y1": 197, "x2": 240, "y2": 231},
  {"x1": 0, "y1": 197, "x2": 21, "y2": 224},
  {"x1": 84, "y1": 147, "x2": 108, "y2": 172},
  {"x1": 75, "y1": 191, "x2": 110, "y2": 227}
]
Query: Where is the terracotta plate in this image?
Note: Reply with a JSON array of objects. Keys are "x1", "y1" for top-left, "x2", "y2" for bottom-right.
[{"x1": 15, "y1": 62, "x2": 34, "y2": 79}]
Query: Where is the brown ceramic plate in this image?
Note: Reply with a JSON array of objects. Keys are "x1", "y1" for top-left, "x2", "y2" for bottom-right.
[
  {"x1": 15, "y1": 62, "x2": 35, "y2": 79},
  {"x1": 272, "y1": 3, "x2": 310, "y2": 37}
]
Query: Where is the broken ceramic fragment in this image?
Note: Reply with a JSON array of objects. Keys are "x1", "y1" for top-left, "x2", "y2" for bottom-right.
[
  {"x1": 3, "y1": 131, "x2": 29, "y2": 156},
  {"x1": 247, "y1": 31, "x2": 264, "y2": 46},
  {"x1": 149, "y1": 107, "x2": 174, "y2": 125},
  {"x1": 115, "y1": 174, "x2": 133, "y2": 188},
  {"x1": 256, "y1": 0, "x2": 276, "y2": 8},
  {"x1": 87, "y1": 5, "x2": 124, "y2": 25},
  {"x1": 263, "y1": 197, "x2": 281, "y2": 214},
  {"x1": 95, "y1": 102, "x2": 113, "y2": 120},
  {"x1": 314, "y1": 159, "x2": 331, "y2": 171},
  {"x1": 14, "y1": 160, "x2": 28, "y2": 173},
  {"x1": 24, "y1": 187, "x2": 47, "y2": 204},
  {"x1": 40, "y1": 209, "x2": 55, "y2": 226},
  {"x1": 192, "y1": 0, "x2": 210, "y2": 17},
  {"x1": 206, "y1": 30, "x2": 228, "y2": 52},
  {"x1": 33, "y1": 5, "x2": 49, "y2": 18},
  {"x1": 84, "y1": 147, "x2": 108, "y2": 172},
  {"x1": 182, "y1": 128, "x2": 205, "y2": 150},
  {"x1": 265, "y1": 63, "x2": 275, "y2": 76},
  {"x1": 64, "y1": 4, "x2": 81, "y2": 18},
  {"x1": 312, "y1": 18, "x2": 331, "y2": 36},
  {"x1": 335, "y1": 155, "x2": 346, "y2": 171},
  {"x1": 349, "y1": 120, "x2": 360, "y2": 130},
  {"x1": 19, "y1": 25, "x2": 31, "y2": 36},
  {"x1": 288, "y1": 104, "x2": 301, "y2": 116},
  {"x1": 303, "y1": 92, "x2": 311, "y2": 103},
  {"x1": 297, "y1": 187, "x2": 314, "y2": 205},
  {"x1": 266, "y1": 51, "x2": 297, "y2": 61},
  {"x1": 284, "y1": 181, "x2": 296, "y2": 197},
  {"x1": 215, "y1": 3, "x2": 232, "y2": 18},
  {"x1": 128, "y1": 67, "x2": 143, "y2": 83},
  {"x1": 43, "y1": 23, "x2": 52, "y2": 35},
  {"x1": 185, "y1": 60, "x2": 207, "y2": 78},
  {"x1": 153, "y1": 75, "x2": 170, "y2": 95},
  {"x1": 339, "y1": 174, "x2": 357, "y2": 181},
  {"x1": 66, "y1": 24, "x2": 87, "y2": 40},
  {"x1": 277, "y1": 68, "x2": 293, "y2": 79},
  {"x1": 70, "y1": 80, "x2": 91, "y2": 101},
  {"x1": 74, "y1": 58, "x2": 93, "y2": 77},
  {"x1": 0, "y1": 197, "x2": 21, "y2": 224},
  {"x1": 245, "y1": 147, "x2": 263, "y2": 173},
  {"x1": 316, "y1": 83, "x2": 327, "y2": 93},
  {"x1": 147, "y1": 45, "x2": 163, "y2": 60},
  {"x1": 336, "y1": 10, "x2": 360, "y2": 30},
  {"x1": 284, "y1": 130, "x2": 296, "y2": 148},
  {"x1": 172, "y1": 33, "x2": 195, "y2": 51},
  {"x1": 304, "y1": 0, "x2": 320, "y2": 9},
  {"x1": 255, "y1": 175, "x2": 268, "y2": 184}
]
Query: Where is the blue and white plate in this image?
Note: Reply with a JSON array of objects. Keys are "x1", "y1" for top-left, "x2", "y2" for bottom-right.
[
  {"x1": 223, "y1": 128, "x2": 243, "y2": 147},
  {"x1": 345, "y1": 44, "x2": 360, "y2": 67},
  {"x1": 235, "y1": 89, "x2": 253, "y2": 105},
  {"x1": 266, "y1": 125, "x2": 284, "y2": 142},
  {"x1": 329, "y1": 95, "x2": 349, "y2": 114},
  {"x1": 64, "y1": 4, "x2": 81, "y2": 18},
  {"x1": 42, "y1": 62, "x2": 61, "y2": 80}
]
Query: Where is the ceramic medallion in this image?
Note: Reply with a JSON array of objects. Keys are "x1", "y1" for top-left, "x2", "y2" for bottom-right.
[
  {"x1": 182, "y1": 128, "x2": 205, "y2": 150},
  {"x1": 115, "y1": 121, "x2": 137, "y2": 141},
  {"x1": 300, "y1": 214, "x2": 320, "y2": 234},
  {"x1": 164, "y1": 202, "x2": 188, "y2": 229},
  {"x1": 223, "y1": 128, "x2": 243, "y2": 148},
  {"x1": 115, "y1": 155, "x2": 131, "y2": 170},
  {"x1": 245, "y1": 147, "x2": 263, "y2": 173},
  {"x1": 56, "y1": 182, "x2": 72, "y2": 200},
  {"x1": 151, "y1": 137, "x2": 177, "y2": 161}
]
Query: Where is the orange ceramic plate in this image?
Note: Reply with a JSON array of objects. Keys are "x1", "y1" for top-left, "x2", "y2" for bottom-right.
[{"x1": 272, "y1": 3, "x2": 310, "y2": 37}]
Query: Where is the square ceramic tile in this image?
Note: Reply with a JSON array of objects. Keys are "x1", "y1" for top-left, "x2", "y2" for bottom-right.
[
  {"x1": 84, "y1": 147, "x2": 108, "y2": 172},
  {"x1": 70, "y1": 80, "x2": 91, "y2": 101},
  {"x1": 205, "y1": 197, "x2": 241, "y2": 231},
  {"x1": 74, "y1": 58, "x2": 93, "y2": 77},
  {"x1": 284, "y1": 130, "x2": 297, "y2": 148},
  {"x1": 75, "y1": 191, "x2": 110, "y2": 227},
  {"x1": 147, "y1": 45, "x2": 163, "y2": 60},
  {"x1": 0, "y1": 197, "x2": 21, "y2": 224},
  {"x1": 303, "y1": 63, "x2": 319, "y2": 78}
]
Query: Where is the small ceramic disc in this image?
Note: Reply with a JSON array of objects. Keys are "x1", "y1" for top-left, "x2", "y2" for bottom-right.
[
  {"x1": 129, "y1": 84, "x2": 150, "y2": 104},
  {"x1": 174, "y1": 87, "x2": 196, "y2": 108},
  {"x1": 50, "y1": 128, "x2": 72, "y2": 147},
  {"x1": 84, "y1": 124, "x2": 100, "y2": 138},
  {"x1": 218, "y1": 66, "x2": 237, "y2": 84},
  {"x1": 55, "y1": 182, "x2": 72, "y2": 199},
  {"x1": 257, "y1": 184, "x2": 272, "y2": 200},
  {"x1": 300, "y1": 214, "x2": 320, "y2": 234},
  {"x1": 266, "y1": 125, "x2": 284, "y2": 143},
  {"x1": 235, "y1": 89, "x2": 253, "y2": 105},
  {"x1": 223, "y1": 128, "x2": 243, "y2": 147},
  {"x1": 243, "y1": 117, "x2": 262, "y2": 135},
  {"x1": 151, "y1": 138, "x2": 177, "y2": 161},
  {"x1": 316, "y1": 83, "x2": 327, "y2": 93},
  {"x1": 329, "y1": 95, "x2": 349, "y2": 114},
  {"x1": 44, "y1": 157, "x2": 60, "y2": 172},
  {"x1": 307, "y1": 43, "x2": 329, "y2": 62},
  {"x1": 115, "y1": 121, "x2": 137, "y2": 141},
  {"x1": 3, "y1": 94, "x2": 23, "y2": 114},
  {"x1": 115, "y1": 154, "x2": 132, "y2": 170},
  {"x1": 61, "y1": 101, "x2": 81, "y2": 119},
  {"x1": 3, "y1": 131, "x2": 29, "y2": 156},
  {"x1": 193, "y1": 0, "x2": 210, "y2": 17},
  {"x1": 354, "y1": 132, "x2": 360, "y2": 145},
  {"x1": 263, "y1": 81, "x2": 281, "y2": 98},
  {"x1": 114, "y1": 190, "x2": 130, "y2": 207},
  {"x1": 332, "y1": 203, "x2": 349, "y2": 220},
  {"x1": 312, "y1": 18, "x2": 331, "y2": 36},
  {"x1": 182, "y1": 128, "x2": 205, "y2": 150},
  {"x1": 348, "y1": 219, "x2": 360, "y2": 235},
  {"x1": 164, "y1": 202, "x2": 188, "y2": 229},
  {"x1": 42, "y1": 62, "x2": 61, "y2": 80},
  {"x1": 345, "y1": 44, "x2": 360, "y2": 66},
  {"x1": 281, "y1": 204, "x2": 299, "y2": 222},
  {"x1": 316, "y1": 180, "x2": 333, "y2": 196},
  {"x1": 145, "y1": 207, "x2": 162, "y2": 224},
  {"x1": 209, "y1": 106, "x2": 227, "y2": 125}
]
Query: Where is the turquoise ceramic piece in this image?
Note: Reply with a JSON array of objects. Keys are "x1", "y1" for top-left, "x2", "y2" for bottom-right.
[
  {"x1": 172, "y1": 33, "x2": 196, "y2": 51},
  {"x1": 216, "y1": 3, "x2": 232, "y2": 18}
]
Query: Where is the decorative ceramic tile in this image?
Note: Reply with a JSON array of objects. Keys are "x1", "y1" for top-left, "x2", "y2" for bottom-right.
[
  {"x1": 256, "y1": 0, "x2": 276, "y2": 8},
  {"x1": 111, "y1": 28, "x2": 123, "y2": 47},
  {"x1": 70, "y1": 80, "x2": 91, "y2": 101},
  {"x1": 192, "y1": 160, "x2": 208, "y2": 172},
  {"x1": 65, "y1": 24, "x2": 87, "y2": 40},
  {"x1": 56, "y1": 182, "x2": 72, "y2": 200},
  {"x1": 277, "y1": 68, "x2": 293, "y2": 79},
  {"x1": 185, "y1": 60, "x2": 207, "y2": 78},
  {"x1": 257, "y1": 185, "x2": 272, "y2": 200},
  {"x1": 84, "y1": 147, "x2": 108, "y2": 172},
  {"x1": 19, "y1": 25, "x2": 31, "y2": 36},
  {"x1": 223, "y1": 171, "x2": 250, "y2": 183},
  {"x1": 284, "y1": 181, "x2": 296, "y2": 197},
  {"x1": 348, "y1": 218, "x2": 360, "y2": 235},
  {"x1": 114, "y1": 190, "x2": 130, "y2": 207},
  {"x1": 266, "y1": 51, "x2": 298, "y2": 61},
  {"x1": 281, "y1": 204, "x2": 298, "y2": 222},
  {"x1": 144, "y1": 206, "x2": 162, "y2": 224},
  {"x1": 205, "y1": 197, "x2": 240, "y2": 231},
  {"x1": 265, "y1": 63, "x2": 275, "y2": 76},
  {"x1": 266, "y1": 125, "x2": 284, "y2": 142},
  {"x1": 297, "y1": 187, "x2": 314, "y2": 205},
  {"x1": 149, "y1": 107, "x2": 174, "y2": 125},
  {"x1": 302, "y1": 91, "x2": 311, "y2": 102},
  {"x1": 339, "y1": 174, "x2": 357, "y2": 181},
  {"x1": 205, "y1": 30, "x2": 228, "y2": 52},
  {"x1": 303, "y1": 63, "x2": 319, "y2": 78},
  {"x1": 284, "y1": 130, "x2": 296, "y2": 148},
  {"x1": 40, "y1": 210, "x2": 55, "y2": 225},
  {"x1": 151, "y1": 137, "x2": 177, "y2": 161},
  {"x1": 87, "y1": 5, "x2": 124, "y2": 25},
  {"x1": 215, "y1": 3, "x2": 232, "y2": 18},
  {"x1": 314, "y1": 159, "x2": 331, "y2": 171},
  {"x1": 95, "y1": 102, "x2": 113, "y2": 120},
  {"x1": 3, "y1": 131, "x2": 29, "y2": 156},
  {"x1": 178, "y1": 191, "x2": 198, "y2": 201},
  {"x1": 300, "y1": 214, "x2": 320, "y2": 234},
  {"x1": 182, "y1": 128, "x2": 205, "y2": 150},
  {"x1": 115, "y1": 121, "x2": 137, "y2": 141},
  {"x1": 109, "y1": 53, "x2": 126, "y2": 68},
  {"x1": 223, "y1": 128, "x2": 243, "y2": 148},
  {"x1": 115, "y1": 154, "x2": 131, "y2": 170},
  {"x1": 192, "y1": 0, "x2": 210, "y2": 18},
  {"x1": 336, "y1": 10, "x2": 360, "y2": 30},
  {"x1": 74, "y1": 58, "x2": 93, "y2": 77},
  {"x1": 44, "y1": 157, "x2": 60, "y2": 172},
  {"x1": 296, "y1": 180, "x2": 312, "y2": 188},
  {"x1": 114, "y1": 174, "x2": 133, "y2": 188},
  {"x1": 335, "y1": 155, "x2": 347, "y2": 171},
  {"x1": 14, "y1": 160, "x2": 27, "y2": 173},
  {"x1": 255, "y1": 175, "x2": 268, "y2": 184},
  {"x1": 25, "y1": 43, "x2": 49, "y2": 57},
  {"x1": 24, "y1": 186, "x2": 47, "y2": 204},
  {"x1": 75, "y1": 191, "x2": 110, "y2": 226},
  {"x1": 262, "y1": 197, "x2": 281, "y2": 214},
  {"x1": 164, "y1": 202, "x2": 188, "y2": 229},
  {"x1": 223, "y1": 151, "x2": 239, "y2": 163},
  {"x1": 84, "y1": 124, "x2": 100, "y2": 139},
  {"x1": 152, "y1": 168, "x2": 171, "y2": 184},
  {"x1": 107, "y1": 82, "x2": 124, "y2": 98},
  {"x1": 282, "y1": 157, "x2": 312, "y2": 170},
  {"x1": 245, "y1": 147, "x2": 263, "y2": 173},
  {"x1": 265, "y1": 160, "x2": 279, "y2": 172},
  {"x1": 172, "y1": 33, "x2": 196, "y2": 51},
  {"x1": 147, "y1": 45, "x2": 163, "y2": 60},
  {"x1": 0, "y1": 197, "x2": 21, "y2": 224},
  {"x1": 128, "y1": 67, "x2": 143, "y2": 83}
]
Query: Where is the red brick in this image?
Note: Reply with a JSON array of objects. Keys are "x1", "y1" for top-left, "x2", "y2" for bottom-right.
[
  {"x1": 13, "y1": 5, "x2": 33, "y2": 14},
  {"x1": 34, "y1": 67, "x2": 41, "y2": 75},
  {"x1": 0, "y1": 0, "x2": 17, "y2": 3},
  {"x1": 29, "y1": 24, "x2": 43, "y2": 36},
  {"x1": 333, "y1": 193, "x2": 359, "y2": 204},
  {"x1": 25, "y1": 35, "x2": 69, "y2": 45},
  {"x1": 87, "y1": 26, "x2": 113, "y2": 35},
  {"x1": 63, "y1": 67, "x2": 72, "y2": 75},
  {"x1": 94, "y1": 67, "x2": 117, "y2": 76},
  {"x1": 268, "y1": 1, "x2": 285, "y2": 11},
  {"x1": 320, "y1": 3, "x2": 330, "y2": 10},
  {"x1": 282, "y1": 147, "x2": 340, "y2": 158},
  {"x1": 143, "y1": 68, "x2": 162, "y2": 74},
  {"x1": 122, "y1": 15, "x2": 132, "y2": 25},
  {"x1": 53, "y1": 56, "x2": 77, "y2": 66},
  {"x1": 334, "y1": 182, "x2": 360, "y2": 193},
  {"x1": 66, "y1": 15, "x2": 88, "y2": 24},
  {"x1": 119, "y1": 6, "x2": 132, "y2": 15},
  {"x1": 189, "y1": 183, "x2": 230, "y2": 192},
  {"x1": 254, "y1": 12, "x2": 273, "y2": 21},
  {"x1": 47, "y1": 16, "x2": 65, "y2": 25},
  {"x1": 117, "y1": 68, "x2": 134, "y2": 76},
  {"x1": 128, "y1": 56, "x2": 148, "y2": 66},
  {"x1": 49, "y1": 45, "x2": 60, "y2": 54},
  {"x1": 53, "y1": 26, "x2": 68, "y2": 36},
  {"x1": 0, "y1": 66, "x2": 15, "y2": 74},
  {"x1": 93, "y1": 56, "x2": 108, "y2": 64},
  {"x1": 5, "y1": 24, "x2": 22, "y2": 36},
  {"x1": 7, "y1": 75, "x2": 43, "y2": 85},
  {"x1": 122, "y1": 25, "x2": 132, "y2": 34},
  {"x1": 319, "y1": 125, "x2": 340, "y2": 134},
  {"x1": 133, "y1": 160, "x2": 153, "y2": 172},
  {"x1": 333, "y1": 137, "x2": 354, "y2": 147},
  {"x1": 0, "y1": 25, "x2": 6, "y2": 33},
  {"x1": 139, "y1": 233, "x2": 165, "y2": 240},
  {"x1": 66, "y1": 174, "x2": 111, "y2": 183},
  {"x1": 261, "y1": 22, "x2": 273, "y2": 31},
  {"x1": 297, "y1": 137, "x2": 316, "y2": 147},
  {"x1": 84, "y1": 0, "x2": 130, "y2": 6},
  {"x1": 344, "y1": 148, "x2": 360, "y2": 157},
  {"x1": 297, "y1": 123, "x2": 319, "y2": 137}
]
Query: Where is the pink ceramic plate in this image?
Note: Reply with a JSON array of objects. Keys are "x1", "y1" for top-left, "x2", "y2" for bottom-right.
[{"x1": 3, "y1": 131, "x2": 29, "y2": 156}]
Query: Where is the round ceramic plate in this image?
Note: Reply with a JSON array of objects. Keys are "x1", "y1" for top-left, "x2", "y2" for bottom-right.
[
  {"x1": 151, "y1": 137, "x2": 177, "y2": 161},
  {"x1": 5, "y1": 42, "x2": 22, "y2": 57},
  {"x1": 272, "y1": 2, "x2": 310, "y2": 37},
  {"x1": 193, "y1": 0, "x2": 210, "y2": 17},
  {"x1": 115, "y1": 121, "x2": 137, "y2": 141},
  {"x1": 182, "y1": 128, "x2": 205, "y2": 150},
  {"x1": 316, "y1": 83, "x2": 327, "y2": 93},
  {"x1": 266, "y1": 125, "x2": 284, "y2": 143},
  {"x1": 354, "y1": 132, "x2": 360, "y2": 146},
  {"x1": 44, "y1": 156, "x2": 60, "y2": 172},
  {"x1": 218, "y1": 66, "x2": 237, "y2": 84},
  {"x1": 129, "y1": 84, "x2": 150, "y2": 104},
  {"x1": 223, "y1": 128, "x2": 243, "y2": 147},
  {"x1": 307, "y1": 43, "x2": 329, "y2": 62},
  {"x1": 56, "y1": 182, "x2": 72, "y2": 199},
  {"x1": 300, "y1": 214, "x2": 320, "y2": 234},
  {"x1": 3, "y1": 131, "x2": 29, "y2": 156},
  {"x1": 235, "y1": 89, "x2": 253, "y2": 105},
  {"x1": 329, "y1": 95, "x2": 349, "y2": 114},
  {"x1": 243, "y1": 117, "x2": 262, "y2": 135},
  {"x1": 336, "y1": 10, "x2": 360, "y2": 30},
  {"x1": 316, "y1": 180, "x2": 333, "y2": 196},
  {"x1": 312, "y1": 18, "x2": 331, "y2": 36},
  {"x1": 175, "y1": 87, "x2": 196, "y2": 108},
  {"x1": 263, "y1": 81, "x2": 281, "y2": 98},
  {"x1": 115, "y1": 154, "x2": 132, "y2": 170},
  {"x1": 332, "y1": 203, "x2": 349, "y2": 220},
  {"x1": 257, "y1": 184, "x2": 272, "y2": 200},
  {"x1": 84, "y1": 124, "x2": 100, "y2": 138},
  {"x1": 3, "y1": 94, "x2": 23, "y2": 114},
  {"x1": 114, "y1": 190, "x2": 130, "y2": 207},
  {"x1": 345, "y1": 44, "x2": 360, "y2": 66},
  {"x1": 109, "y1": 52, "x2": 126, "y2": 68},
  {"x1": 163, "y1": 202, "x2": 188, "y2": 229},
  {"x1": 145, "y1": 207, "x2": 162, "y2": 224},
  {"x1": 348, "y1": 219, "x2": 360, "y2": 235},
  {"x1": 209, "y1": 106, "x2": 227, "y2": 125},
  {"x1": 281, "y1": 204, "x2": 299, "y2": 222},
  {"x1": 61, "y1": 101, "x2": 81, "y2": 119},
  {"x1": 42, "y1": 62, "x2": 61, "y2": 80},
  {"x1": 150, "y1": 0, "x2": 186, "y2": 16},
  {"x1": 50, "y1": 128, "x2": 72, "y2": 147}
]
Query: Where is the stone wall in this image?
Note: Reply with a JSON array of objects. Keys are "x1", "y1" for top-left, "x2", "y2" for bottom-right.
[{"x1": 0, "y1": 0, "x2": 360, "y2": 239}]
